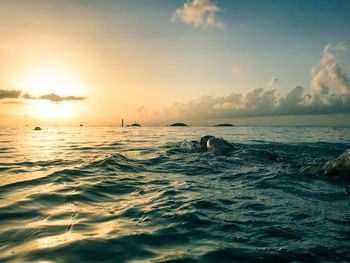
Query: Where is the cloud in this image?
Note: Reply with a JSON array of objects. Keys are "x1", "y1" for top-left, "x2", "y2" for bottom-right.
[
  {"x1": 0, "y1": 89, "x2": 22, "y2": 99},
  {"x1": 172, "y1": 0, "x2": 224, "y2": 29},
  {"x1": 157, "y1": 42, "x2": 350, "y2": 121},
  {"x1": 267, "y1": 77, "x2": 278, "y2": 89},
  {"x1": 2, "y1": 101, "x2": 25, "y2": 105},
  {"x1": 136, "y1": 106, "x2": 148, "y2": 117},
  {"x1": 0, "y1": 89, "x2": 86, "y2": 103},
  {"x1": 38, "y1": 93, "x2": 86, "y2": 102},
  {"x1": 311, "y1": 42, "x2": 350, "y2": 99},
  {"x1": 230, "y1": 67, "x2": 241, "y2": 76}
]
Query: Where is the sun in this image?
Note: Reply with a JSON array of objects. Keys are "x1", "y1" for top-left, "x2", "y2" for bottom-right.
[
  {"x1": 19, "y1": 69, "x2": 82, "y2": 120},
  {"x1": 19, "y1": 69, "x2": 81, "y2": 97},
  {"x1": 30, "y1": 100, "x2": 76, "y2": 120}
]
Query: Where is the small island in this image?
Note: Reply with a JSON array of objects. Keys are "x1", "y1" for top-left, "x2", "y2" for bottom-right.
[
  {"x1": 214, "y1": 123, "x2": 234, "y2": 127},
  {"x1": 169, "y1": 123, "x2": 188, "y2": 127},
  {"x1": 127, "y1": 122, "x2": 141, "y2": 127},
  {"x1": 34, "y1": 126, "x2": 42, "y2": 130}
]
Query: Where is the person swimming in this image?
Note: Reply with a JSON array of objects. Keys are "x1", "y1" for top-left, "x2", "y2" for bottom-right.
[
  {"x1": 324, "y1": 149, "x2": 350, "y2": 176},
  {"x1": 303, "y1": 149, "x2": 350, "y2": 177},
  {"x1": 184, "y1": 135, "x2": 350, "y2": 177},
  {"x1": 199, "y1": 135, "x2": 237, "y2": 155},
  {"x1": 180, "y1": 135, "x2": 236, "y2": 154}
]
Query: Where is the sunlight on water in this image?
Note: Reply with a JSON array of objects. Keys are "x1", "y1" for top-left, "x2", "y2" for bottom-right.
[
  {"x1": 0, "y1": 127, "x2": 349, "y2": 262},
  {"x1": 122, "y1": 150, "x2": 160, "y2": 160}
]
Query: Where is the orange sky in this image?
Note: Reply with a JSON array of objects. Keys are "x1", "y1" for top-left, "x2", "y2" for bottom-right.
[{"x1": 1, "y1": 1, "x2": 350, "y2": 126}]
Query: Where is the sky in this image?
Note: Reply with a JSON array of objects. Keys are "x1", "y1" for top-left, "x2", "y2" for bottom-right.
[{"x1": 1, "y1": 0, "x2": 350, "y2": 126}]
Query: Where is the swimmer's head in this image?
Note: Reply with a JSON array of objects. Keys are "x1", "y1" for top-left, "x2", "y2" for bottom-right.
[{"x1": 199, "y1": 135, "x2": 214, "y2": 151}]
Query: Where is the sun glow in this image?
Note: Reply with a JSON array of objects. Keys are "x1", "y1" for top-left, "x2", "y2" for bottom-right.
[
  {"x1": 18, "y1": 69, "x2": 83, "y2": 120},
  {"x1": 30, "y1": 100, "x2": 74, "y2": 120},
  {"x1": 20, "y1": 69, "x2": 81, "y2": 97}
]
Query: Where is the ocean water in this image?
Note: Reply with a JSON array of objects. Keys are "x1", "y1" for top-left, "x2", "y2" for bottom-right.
[{"x1": 0, "y1": 126, "x2": 349, "y2": 262}]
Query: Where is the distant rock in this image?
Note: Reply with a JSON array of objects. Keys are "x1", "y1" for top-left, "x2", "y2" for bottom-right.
[
  {"x1": 34, "y1": 126, "x2": 42, "y2": 131},
  {"x1": 127, "y1": 122, "x2": 141, "y2": 127},
  {"x1": 170, "y1": 123, "x2": 188, "y2": 127},
  {"x1": 214, "y1": 123, "x2": 234, "y2": 127}
]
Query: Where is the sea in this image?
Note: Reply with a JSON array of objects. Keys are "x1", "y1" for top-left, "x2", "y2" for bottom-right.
[{"x1": 0, "y1": 126, "x2": 349, "y2": 262}]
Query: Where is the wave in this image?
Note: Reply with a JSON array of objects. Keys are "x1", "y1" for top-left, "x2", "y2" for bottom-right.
[{"x1": 1, "y1": 128, "x2": 350, "y2": 262}]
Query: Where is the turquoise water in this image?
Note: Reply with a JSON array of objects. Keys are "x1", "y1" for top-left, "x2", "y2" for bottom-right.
[{"x1": 0, "y1": 126, "x2": 349, "y2": 262}]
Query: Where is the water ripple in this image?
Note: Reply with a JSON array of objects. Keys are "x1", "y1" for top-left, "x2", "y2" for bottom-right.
[{"x1": 0, "y1": 127, "x2": 350, "y2": 262}]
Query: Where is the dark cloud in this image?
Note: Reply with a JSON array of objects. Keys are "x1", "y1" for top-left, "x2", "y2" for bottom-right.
[
  {"x1": 2, "y1": 101, "x2": 25, "y2": 105},
  {"x1": 38, "y1": 93, "x2": 86, "y2": 102},
  {"x1": 0, "y1": 89, "x2": 22, "y2": 99},
  {"x1": 0, "y1": 90, "x2": 86, "y2": 103},
  {"x1": 21, "y1": 92, "x2": 34, "y2": 100}
]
